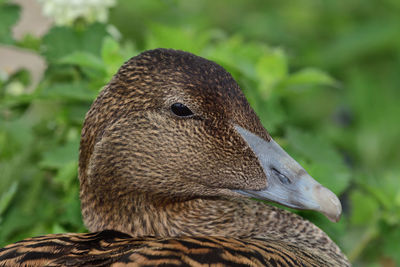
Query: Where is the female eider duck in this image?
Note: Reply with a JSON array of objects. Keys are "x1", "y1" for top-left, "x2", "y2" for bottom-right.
[{"x1": 0, "y1": 49, "x2": 350, "y2": 266}]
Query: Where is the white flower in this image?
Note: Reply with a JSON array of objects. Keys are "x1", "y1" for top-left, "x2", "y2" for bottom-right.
[{"x1": 37, "y1": 0, "x2": 116, "y2": 26}]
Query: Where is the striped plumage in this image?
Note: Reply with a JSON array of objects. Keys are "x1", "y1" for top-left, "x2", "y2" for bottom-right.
[
  {"x1": 0, "y1": 49, "x2": 350, "y2": 266},
  {"x1": 1, "y1": 231, "x2": 339, "y2": 266}
]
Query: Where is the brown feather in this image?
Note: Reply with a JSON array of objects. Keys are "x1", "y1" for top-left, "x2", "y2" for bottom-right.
[
  {"x1": 0, "y1": 49, "x2": 350, "y2": 266},
  {"x1": 0, "y1": 230, "x2": 340, "y2": 266}
]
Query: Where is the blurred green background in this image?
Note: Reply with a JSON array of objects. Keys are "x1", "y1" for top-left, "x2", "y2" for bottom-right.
[{"x1": 1, "y1": 0, "x2": 399, "y2": 266}]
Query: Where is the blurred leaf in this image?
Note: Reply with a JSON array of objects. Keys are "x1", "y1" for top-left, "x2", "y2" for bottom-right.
[
  {"x1": 303, "y1": 161, "x2": 350, "y2": 195},
  {"x1": 0, "y1": 3, "x2": 20, "y2": 44},
  {"x1": 360, "y1": 171, "x2": 400, "y2": 225},
  {"x1": 102, "y1": 37, "x2": 123, "y2": 67},
  {"x1": 1, "y1": 118, "x2": 34, "y2": 154},
  {"x1": 146, "y1": 24, "x2": 211, "y2": 53},
  {"x1": 286, "y1": 127, "x2": 342, "y2": 164},
  {"x1": 206, "y1": 36, "x2": 265, "y2": 79},
  {"x1": 16, "y1": 34, "x2": 41, "y2": 51},
  {"x1": 0, "y1": 182, "x2": 18, "y2": 217},
  {"x1": 53, "y1": 161, "x2": 78, "y2": 190},
  {"x1": 256, "y1": 95, "x2": 286, "y2": 134},
  {"x1": 382, "y1": 227, "x2": 400, "y2": 265},
  {"x1": 256, "y1": 48, "x2": 287, "y2": 95},
  {"x1": 65, "y1": 104, "x2": 91, "y2": 124},
  {"x1": 284, "y1": 68, "x2": 337, "y2": 88},
  {"x1": 322, "y1": 18, "x2": 400, "y2": 67},
  {"x1": 51, "y1": 224, "x2": 67, "y2": 234},
  {"x1": 101, "y1": 36, "x2": 129, "y2": 79},
  {"x1": 285, "y1": 127, "x2": 350, "y2": 194},
  {"x1": 40, "y1": 140, "x2": 79, "y2": 169},
  {"x1": 350, "y1": 190, "x2": 379, "y2": 225},
  {"x1": 59, "y1": 185, "x2": 83, "y2": 229},
  {"x1": 40, "y1": 82, "x2": 97, "y2": 101},
  {"x1": 42, "y1": 23, "x2": 109, "y2": 62},
  {"x1": 60, "y1": 52, "x2": 105, "y2": 73}
]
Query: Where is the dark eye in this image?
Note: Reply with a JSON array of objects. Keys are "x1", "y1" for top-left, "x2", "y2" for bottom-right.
[{"x1": 170, "y1": 103, "x2": 194, "y2": 117}]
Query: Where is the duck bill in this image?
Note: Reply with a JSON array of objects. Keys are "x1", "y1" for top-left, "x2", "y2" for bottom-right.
[{"x1": 233, "y1": 125, "x2": 342, "y2": 222}]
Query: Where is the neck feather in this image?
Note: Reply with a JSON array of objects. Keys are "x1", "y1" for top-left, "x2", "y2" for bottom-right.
[
  {"x1": 81, "y1": 190, "x2": 278, "y2": 237},
  {"x1": 80, "y1": 190, "x2": 344, "y2": 258}
]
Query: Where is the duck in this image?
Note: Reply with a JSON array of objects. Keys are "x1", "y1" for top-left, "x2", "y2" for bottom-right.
[{"x1": 0, "y1": 48, "x2": 350, "y2": 266}]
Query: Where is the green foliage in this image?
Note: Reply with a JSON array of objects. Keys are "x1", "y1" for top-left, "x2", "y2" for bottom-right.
[
  {"x1": 42, "y1": 23, "x2": 109, "y2": 63},
  {"x1": 1, "y1": 1, "x2": 399, "y2": 266},
  {"x1": 0, "y1": 3, "x2": 20, "y2": 44},
  {"x1": 285, "y1": 127, "x2": 350, "y2": 195}
]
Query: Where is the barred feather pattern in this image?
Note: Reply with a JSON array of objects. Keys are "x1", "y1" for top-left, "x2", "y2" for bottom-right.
[{"x1": 0, "y1": 230, "x2": 333, "y2": 267}]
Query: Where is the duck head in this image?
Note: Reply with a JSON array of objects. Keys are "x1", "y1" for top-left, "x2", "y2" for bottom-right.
[{"x1": 79, "y1": 49, "x2": 341, "y2": 231}]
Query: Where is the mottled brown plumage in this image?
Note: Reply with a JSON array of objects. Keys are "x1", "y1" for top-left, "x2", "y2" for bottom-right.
[
  {"x1": 0, "y1": 49, "x2": 350, "y2": 266},
  {"x1": 0, "y1": 230, "x2": 339, "y2": 266}
]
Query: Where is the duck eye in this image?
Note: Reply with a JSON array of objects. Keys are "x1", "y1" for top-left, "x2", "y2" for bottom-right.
[{"x1": 170, "y1": 103, "x2": 194, "y2": 117}]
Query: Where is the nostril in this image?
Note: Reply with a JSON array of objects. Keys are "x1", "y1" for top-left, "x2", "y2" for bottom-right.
[{"x1": 271, "y1": 167, "x2": 292, "y2": 185}]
